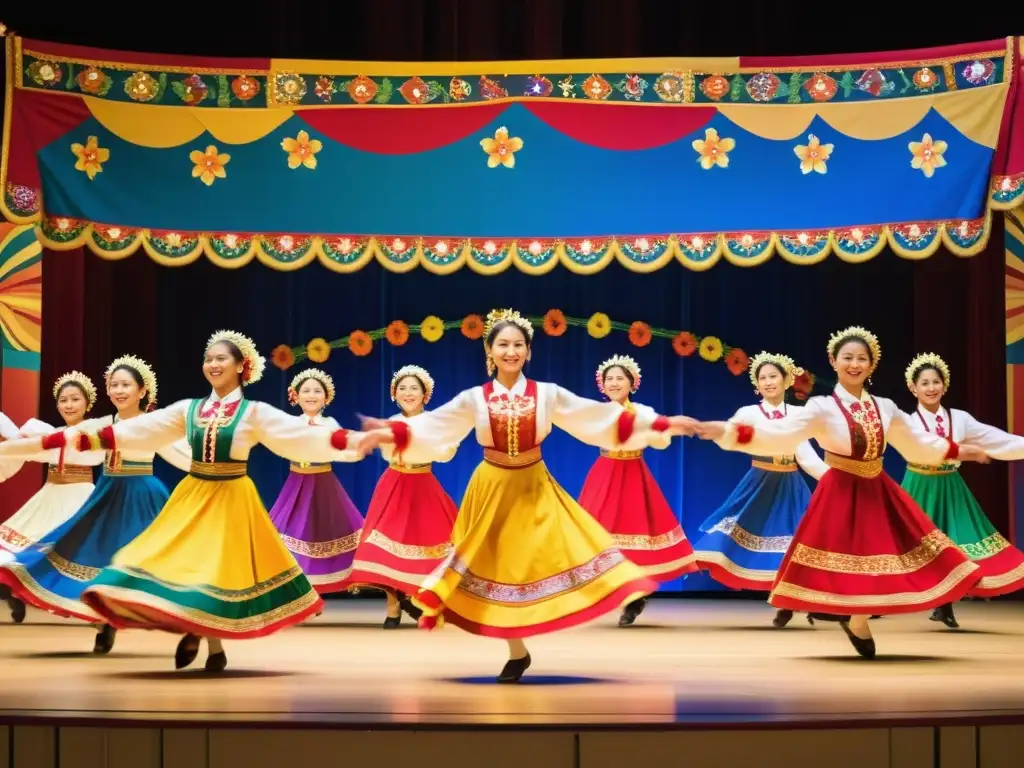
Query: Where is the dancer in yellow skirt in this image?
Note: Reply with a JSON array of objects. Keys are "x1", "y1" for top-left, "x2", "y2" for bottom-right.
[
  {"x1": 359, "y1": 309, "x2": 694, "y2": 682},
  {"x1": 15, "y1": 331, "x2": 372, "y2": 672}
]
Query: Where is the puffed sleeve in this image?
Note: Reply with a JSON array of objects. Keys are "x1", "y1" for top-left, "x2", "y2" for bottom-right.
[
  {"x1": 794, "y1": 441, "x2": 829, "y2": 480},
  {"x1": 957, "y1": 410, "x2": 1024, "y2": 461},
  {"x1": 0, "y1": 411, "x2": 18, "y2": 440},
  {"x1": 390, "y1": 389, "x2": 478, "y2": 464},
  {"x1": 716, "y1": 400, "x2": 823, "y2": 456},
  {"x1": 323, "y1": 416, "x2": 366, "y2": 464},
  {"x1": 80, "y1": 401, "x2": 190, "y2": 453},
  {"x1": 884, "y1": 401, "x2": 960, "y2": 465},
  {"x1": 631, "y1": 402, "x2": 672, "y2": 450},
  {"x1": 552, "y1": 386, "x2": 670, "y2": 451},
  {"x1": 250, "y1": 404, "x2": 368, "y2": 463},
  {"x1": 155, "y1": 440, "x2": 193, "y2": 472}
]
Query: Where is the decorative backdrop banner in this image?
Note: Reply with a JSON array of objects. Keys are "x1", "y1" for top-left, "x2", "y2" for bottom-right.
[{"x1": 2, "y1": 35, "x2": 1022, "y2": 273}]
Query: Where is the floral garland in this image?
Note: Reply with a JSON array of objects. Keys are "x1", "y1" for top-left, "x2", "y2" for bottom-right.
[{"x1": 271, "y1": 310, "x2": 818, "y2": 399}]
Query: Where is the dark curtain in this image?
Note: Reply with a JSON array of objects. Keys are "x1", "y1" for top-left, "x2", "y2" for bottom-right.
[{"x1": 7, "y1": 0, "x2": 1011, "y2": 590}]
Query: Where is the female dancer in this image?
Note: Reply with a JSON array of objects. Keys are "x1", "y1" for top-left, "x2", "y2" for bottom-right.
[
  {"x1": 692, "y1": 326, "x2": 988, "y2": 658},
  {"x1": 902, "y1": 352, "x2": 1024, "y2": 628},
  {"x1": 0, "y1": 356, "x2": 190, "y2": 651},
  {"x1": 343, "y1": 364, "x2": 458, "y2": 628},
  {"x1": 269, "y1": 368, "x2": 365, "y2": 594},
  {"x1": 0, "y1": 331, "x2": 368, "y2": 672},
  {"x1": 0, "y1": 373, "x2": 104, "y2": 623},
  {"x1": 690, "y1": 352, "x2": 828, "y2": 629},
  {"x1": 358, "y1": 309, "x2": 692, "y2": 682},
  {"x1": 578, "y1": 354, "x2": 697, "y2": 627}
]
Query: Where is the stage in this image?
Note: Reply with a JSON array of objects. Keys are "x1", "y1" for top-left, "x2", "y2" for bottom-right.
[{"x1": 2, "y1": 597, "x2": 1023, "y2": 767}]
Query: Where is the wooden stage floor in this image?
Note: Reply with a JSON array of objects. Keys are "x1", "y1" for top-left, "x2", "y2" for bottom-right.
[{"x1": 2, "y1": 598, "x2": 1023, "y2": 729}]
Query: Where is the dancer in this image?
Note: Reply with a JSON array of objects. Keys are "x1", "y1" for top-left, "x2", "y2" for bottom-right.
[
  {"x1": 578, "y1": 354, "x2": 697, "y2": 627},
  {"x1": 692, "y1": 326, "x2": 988, "y2": 659},
  {"x1": 343, "y1": 365, "x2": 458, "y2": 628},
  {"x1": 269, "y1": 368, "x2": 365, "y2": 594},
  {"x1": 0, "y1": 373, "x2": 104, "y2": 623},
  {"x1": 9, "y1": 331, "x2": 369, "y2": 672},
  {"x1": 690, "y1": 351, "x2": 828, "y2": 629},
  {"x1": 0, "y1": 356, "x2": 190, "y2": 652},
  {"x1": 358, "y1": 309, "x2": 693, "y2": 682},
  {"x1": 902, "y1": 352, "x2": 1024, "y2": 628}
]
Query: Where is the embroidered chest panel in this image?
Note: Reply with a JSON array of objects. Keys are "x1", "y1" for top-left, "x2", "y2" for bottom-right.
[
  {"x1": 483, "y1": 379, "x2": 539, "y2": 456},
  {"x1": 187, "y1": 398, "x2": 249, "y2": 463},
  {"x1": 831, "y1": 392, "x2": 886, "y2": 461}
]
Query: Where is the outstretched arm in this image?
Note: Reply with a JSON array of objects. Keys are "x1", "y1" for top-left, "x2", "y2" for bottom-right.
[
  {"x1": 957, "y1": 412, "x2": 1024, "y2": 461},
  {"x1": 552, "y1": 386, "x2": 681, "y2": 451},
  {"x1": 251, "y1": 404, "x2": 370, "y2": 463},
  {"x1": 74, "y1": 402, "x2": 190, "y2": 454},
  {"x1": 696, "y1": 405, "x2": 822, "y2": 456},
  {"x1": 887, "y1": 406, "x2": 966, "y2": 466},
  {"x1": 361, "y1": 390, "x2": 477, "y2": 464}
]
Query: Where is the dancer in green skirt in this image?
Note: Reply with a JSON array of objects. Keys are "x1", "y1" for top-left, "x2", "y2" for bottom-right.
[{"x1": 902, "y1": 353, "x2": 1024, "y2": 628}]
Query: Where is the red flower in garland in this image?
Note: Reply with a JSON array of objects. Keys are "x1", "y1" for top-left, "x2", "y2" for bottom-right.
[
  {"x1": 725, "y1": 348, "x2": 749, "y2": 376},
  {"x1": 543, "y1": 309, "x2": 567, "y2": 336}
]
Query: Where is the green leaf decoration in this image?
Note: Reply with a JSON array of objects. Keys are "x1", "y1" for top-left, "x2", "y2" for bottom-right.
[
  {"x1": 787, "y1": 72, "x2": 804, "y2": 103},
  {"x1": 776, "y1": 80, "x2": 790, "y2": 100},
  {"x1": 374, "y1": 77, "x2": 394, "y2": 103},
  {"x1": 839, "y1": 71, "x2": 855, "y2": 97},
  {"x1": 155, "y1": 73, "x2": 168, "y2": 102},
  {"x1": 170, "y1": 80, "x2": 186, "y2": 101},
  {"x1": 65, "y1": 64, "x2": 75, "y2": 90},
  {"x1": 729, "y1": 74, "x2": 745, "y2": 101},
  {"x1": 427, "y1": 81, "x2": 449, "y2": 103},
  {"x1": 97, "y1": 75, "x2": 113, "y2": 98},
  {"x1": 897, "y1": 69, "x2": 913, "y2": 94},
  {"x1": 218, "y1": 75, "x2": 231, "y2": 106}
]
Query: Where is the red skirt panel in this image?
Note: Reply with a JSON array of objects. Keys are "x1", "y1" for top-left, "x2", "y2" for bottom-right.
[
  {"x1": 578, "y1": 455, "x2": 697, "y2": 581},
  {"x1": 341, "y1": 468, "x2": 458, "y2": 594},
  {"x1": 768, "y1": 468, "x2": 981, "y2": 615}
]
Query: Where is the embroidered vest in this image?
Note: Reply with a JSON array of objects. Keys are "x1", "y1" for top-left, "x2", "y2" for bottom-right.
[{"x1": 483, "y1": 379, "x2": 539, "y2": 456}]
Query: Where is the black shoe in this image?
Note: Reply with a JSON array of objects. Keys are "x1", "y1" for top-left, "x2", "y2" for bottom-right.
[
  {"x1": 383, "y1": 614, "x2": 401, "y2": 629},
  {"x1": 205, "y1": 651, "x2": 227, "y2": 673},
  {"x1": 93, "y1": 624, "x2": 116, "y2": 654},
  {"x1": 174, "y1": 633, "x2": 200, "y2": 669},
  {"x1": 930, "y1": 603, "x2": 959, "y2": 629},
  {"x1": 618, "y1": 598, "x2": 647, "y2": 627},
  {"x1": 497, "y1": 653, "x2": 532, "y2": 683},
  {"x1": 8, "y1": 597, "x2": 25, "y2": 624},
  {"x1": 772, "y1": 609, "x2": 793, "y2": 628},
  {"x1": 806, "y1": 614, "x2": 815, "y2": 626},
  {"x1": 396, "y1": 591, "x2": 423, "y2": 621},
  {"x1": 839, "y1": 620, "x2": 876, "y2": 659}
]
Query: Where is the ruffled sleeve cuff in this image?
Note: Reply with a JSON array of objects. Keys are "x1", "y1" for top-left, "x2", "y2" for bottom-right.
[
  {"x1": 390, "y1": 421, "x2": 410, "y2": 454},
  {"x1": 330, "y1": 428, "x2": 349, "y2": 451},
  {"x1": 944, "y1": 439, "x2": 960, "y2": 461},
  {"x1": 77, "y1": 425, "x2": 115, "y2": 452}
]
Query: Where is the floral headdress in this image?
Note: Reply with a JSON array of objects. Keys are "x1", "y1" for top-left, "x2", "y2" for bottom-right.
[
  {"x1": 53, "y1": 371, "x2": 97, "y2": 412},
  {"x1": 390, "y1": 364, "x2": 435, "y2": 404},
  {"x1": 748, "y1": 351, "x2": 802, "y2": 390},
  {"x1": 105, "y1": 354, "x2": 158, "y2": 410},
  {"x1": 905, "y1": 352, "x2": 950, "y2": 392},
  {"x1": 287, "y1": 368, "x2": 335, "y2": 406},
  {"x1": 206, "y1": 329, "x2": 266, "y2": 386},
  {"x1": 827, "y1": 326, "x2": 881, "y2": 375},
  {"x1": 596, "y1": 354, "x2": 641, "y2": 395},
  {"x1": 483, "y1": 309, "x2": 534, "y2": 376}
]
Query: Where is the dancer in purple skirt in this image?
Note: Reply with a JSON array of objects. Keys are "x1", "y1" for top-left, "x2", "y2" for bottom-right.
[{"x1": 268, "y1": 369, "x2": 365, "y2": 593}]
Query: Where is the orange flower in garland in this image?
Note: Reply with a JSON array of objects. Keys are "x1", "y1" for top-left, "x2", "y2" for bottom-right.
[
  {"x1": 306, "y1": 337, "x2": 331, "y2": 364},
  {"x1": 461, "y1": 314, "x2": 484, "y2": 340},
  {"x1": 672, "y1": 332, "x2": 697, "y2": 357},
  {"x1": 725, "y1": 348, "x2": 749, "y2": 376},
  {"x1": 628, "y1": 321, "x2": 652, "y2": 347},
  {"x1": 348, "y1": 331, "x2": 373, "y2": 357},
  {"x1": 386, "y1": 320, "x2": 410, "y2": 346},
  {"x1": 543, "y1": 309, "x2": 567, "y2": 336},
  {"x1": 271, "y1": 344, "x2": 295, "y2": 370}
]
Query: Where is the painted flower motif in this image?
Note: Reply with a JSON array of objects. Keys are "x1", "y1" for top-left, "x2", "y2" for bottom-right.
[
  {"x1": 617, "y1": 74, "x2": 649, "y2": 101},
  {"x1": 725, "y1": 348, "x2": 749, "y2": 376},
  {"x1": 281, "y1": 130, "x2": 323, "y2": 170},
  {"x1": 700, "y1": 74, "x2": 729, "y2": 101},
  {"x1": 581, "y1": 74, "x2": 613, "y2": 100},
  {"x1": 909, "y1": 133, "x2": 947, "y2": 178},
  {"x1": 274, "y1": 72, "x2": 307, "y2": 104},
  {"x1": 385, "y1": 320, "x2": 410, "y2": 346},
  {"x1": 692, "y1": 128, "x2": 734, "y2": 170},
  {"x1": 746, "y1": 72, "x2": 781, "y2": 102},
  {"x1": 672, "y1": 332, "x2": 697, "y2": 357},
  {"x1": 231, "y1": 76, "x2": 261, "y2": 101},
  {"x1": 346, "y1": 74, "x2": 378, "y2": 104},
  {"x1": 480, "y1": 127, "x2": 523, "y2": 169},
  {"x1": 28, "y1": 60, "x2": 63, "y2": 87},
  {"x1": 420, "y1": 316, "x2": 445, "y2": 343},
  {"x1": 399, "y1": 76, "x2": 431, "y2": 104},
  {"x1": 462, "y1": 314, "x2": 484, "y2": 340},
  {"x1": 449, "y1": 77, "x2": 472, "y2": 100},
  {"x1": 543, "y1": 309, "x2": 567, "y2": 337},
  {"x1": 190, "y1": 145, "x2": 231, "y2": 186},
  {"x1": 525, "y1": 76, "x2": 552, "y2": 97},
  {"x1": 962, "y1": 60, "x2": 995, "y2": 86},
  {"x1": 478, "y1": 76, "x2": 508, "y2": 100},
  {"x1": 76, "y1": 66, "x2": 109, "y2": 94},
  {"x1": 70, "y1": 136, "x2": 110, "y2": 181},
  {"x1": 699, "y1": 336, "x2": 723, "y2": 362},
  {"x1": 271, "y1": 345, "x2": 295, "y2": 370},
  {"x1": 306, "y1": 337, "x2": 331, "y2": 363},
  {"x1": 654, "y1": 72, "x2": 685, "y2": 102},
  {"x1": 124, "y1": 71, "x2": 158, "y2": 102},
  {"x1": 314, "y1": 77, "x2": 334, "y2": 102},
  {"x1": 794, "y1": 134, "x2": 833, "y2": 175},
  {"x1": 348, "y1": 331, "x2": 373, "y2": 357},
  {"x1": 855, "y1": 69, "x2": 893, "y2": 97},
  {"x1": 628, "y1": 321, "x2": 652, "y2": 347},
  {"x1": 174, "y1": 74, "x2": 208, "y2": 105},
  {"x1": 803, "y1": 73, "x2": 837, "y2": 102},
  {"x1": 587, "y1": 312, "x2": 612, "y2": 339},
  {"x1": 912, "y1": 68, "x2": 938, "y2": 90}
]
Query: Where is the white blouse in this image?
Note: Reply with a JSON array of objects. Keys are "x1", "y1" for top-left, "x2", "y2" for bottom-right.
[
  {"x1": 907, "y1": 405, "x2": 1024, "y2": 463},
  {"x1": 726, "y1": 402, "x2": 829, "y2": 480},
  {"x1": 0, "y1": 418, "x2": 106, "y2": 482},
  {"x1": 718, "y1": 385, "x2": 955, "y2": 466},
  {"x1": 395, "y1": 373, "x2": 666, "y2": 465},
  {"x1": 379, "y1": 411, "x2": 457, "y2": 465},
  {"x1": 299, "y1": 414, "x2": 364, "y2": 463}
]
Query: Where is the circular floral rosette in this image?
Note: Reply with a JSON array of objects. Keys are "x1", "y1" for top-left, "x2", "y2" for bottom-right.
[
  {"x1": 28, "y1": 59, "x2": 63, "y2": 88},
  {"x1": 125, "y1": 72, "x2": 159, "y2": 102}
]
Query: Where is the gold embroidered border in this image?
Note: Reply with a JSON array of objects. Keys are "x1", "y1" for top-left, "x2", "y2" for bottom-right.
[
  {"x1": 694, "y1": 550, "x2": 778, "y2": 584},
  {"x1": 46, "y1": 551, "x2": 101, "y2": 582},
  {"x1": 2, "y1": 563, "x2": 102, "y2": 620},
  {"x1": 906, "y1": 462, "x2": 960, "y2": 475},
  {"x1": 751, "y1": 459, "x2": 796, "y2": 472},
  {"x1": 824, "y1": 452, "x2": 883, "y2": 478},
  {"x1": 113, "y1": 563, "x2": 304, "y2": 602},
  {"x1": 305, "y1": 566, "x2": 353, "y2": 586},
  {"x1": 348, "y1": 559, "x2": 436, "y2": 588},
  {"x1": 0, "y1": 525, "x2": 31, "y2": 551},
  {"x1": 791, "y1": 529, "x2": 954, "y2": 575},
  {"x1": 47, "y1": 465, "x2": 94, "y2": 484},
  {"x1": 289, "y1": 463, "x2": 332, "y2": 475},
  {"x1": 483, "y1": 445, "x2": 541, "y2": 468},
  {"x1": 280, "y1": 529, "x2": 361, "y2": 559},
  {"x1": 388, "y1": 462, "x2": 433, "y2": 474},
  {"x1": 600, "y1": 449, "x2": 643, "y2": 460},
  {"x1": 612, "y1": 527, "x2": 687, "y2": 551},
  {"x1": 189, "y1": 460, "x2": 247, "y2": 478},
  {"x1": 974, "y1": 561, "x2": 1024, "y2": 591},
  {"x1": 364, "y1": 529, "x2": 452, "y2": 560},
  {"x1": 643, "y1": 552, "x2": 698, "y2": 576},
  {"x1": 705, "y1": 516, "x2": 792, "y2": 553},
  {"x1": 961, "y1": 531, "x2": 1011, "y2": 560}
]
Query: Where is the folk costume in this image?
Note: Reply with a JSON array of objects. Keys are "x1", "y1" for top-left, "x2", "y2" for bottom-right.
[
  {"x1": 577, "y1": 355, "x2": 696, "y2": 626},
  {"x1": 268, "y1": 369, "x2": 365, "y2": 594}
]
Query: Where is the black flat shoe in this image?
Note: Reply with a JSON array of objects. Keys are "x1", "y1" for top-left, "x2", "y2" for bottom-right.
[
  {"x1": 497, "y1": 654, "x2": 532, "y2": 683},
  {"x1": 772, "y1": 609, "x2": 793, "y2": 628},
  {"x1": 8, "y1": 597, "x2": 25, "y2": 624},
  {"x1": 839, "y1": 620, "x2": 876, "y2": 659},
  {"x1": 93, "y1": 624, "x2": 116, "y2": 654},
  {"x1": 396, "y1": 591, "x2": 423, "y2": 621},
  {"x1": 618, "y1": 597, "x2": 647, "y2": 627},
  {"x1": 205, "y1": 651, "x2": 227, "y2": 673},
  {"x1": 174, "y1": 633, "x2": 200, "y2": 669},
  {"x1": 930, "y1": 603, "x2": 959, "y2": 629},
  {"x1": 383, "y1": 614, "x2": 401, "y2": 629}
]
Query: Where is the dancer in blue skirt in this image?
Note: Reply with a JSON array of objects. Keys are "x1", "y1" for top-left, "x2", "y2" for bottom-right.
[{"x1": 691, "y1": 352, "x2": 828, "y2": 627}]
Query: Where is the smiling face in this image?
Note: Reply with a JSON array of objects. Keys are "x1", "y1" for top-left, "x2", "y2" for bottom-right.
[
  {"x1": 832, "y1": 339, "x2": 872, "y2": 391},
  {"x1": 203, "y1": 342, "x2": 243, "y2": 392},
  {"x1": 487, "y1": 323, "x2": 530, "y2": 378},
  {"x1": 756, "y1": 362, "x2": 786, "y2": 402},
  {"x1": 107, "y1": 366, "x2": 146, "y2": 416},
  {"x1": 296, "y1": 378, "x2": 327, "y2": 416},
  {"x1": 910, "y1": 366, "x2": 945, "y2": 409},
  {"x1": 601, "y1": 365, "x2": 634, "y2": 403},
  {"x1": 56, "y1": 383, "x2": 88, "y2": 425},
  {"x1": 394, "y1": 375, "x2": 425, "y2": 415}
]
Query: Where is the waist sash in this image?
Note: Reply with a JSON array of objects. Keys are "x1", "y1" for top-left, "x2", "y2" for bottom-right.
[
  {"x1": 189, "y1": 460, "x2": 247, "y2": 481},
  {"x1": 824, "y1": 452, "x2": 883, "y2": 479},
  {"x1": 290, "y1": 463, "x2": 332, "y2": 475},
  {"x1": 483, "y1": 445, "x2": 542, "y2": 469},
  {"x1": 751, "y1": 455, "x2": 797, "y2": 473},
  {"x1": 906, "y1": 462, "x2": 960, "y2": 476},
  {"x1": 388, "y1": 462, "x2": 432, "y2": 474},
  {"x1": 46, "y1": 464, "x2": 93, "y2": 485},
  {"x1": 600, "y1": 449, "x2": 643, "y2": 460},
  {"x1": 104, "y1": 459, "x2": 154, "y2": 477}
]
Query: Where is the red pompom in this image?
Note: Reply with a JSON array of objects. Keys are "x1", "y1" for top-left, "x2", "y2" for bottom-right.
[
  {"x1": 41, "y1": 431, "x2": 67, "y2": 451},
  {"x1": 330, "y1": 428, "x2": 348, "y2": 451},
  {"x1": 945, "y1": 440, "x2": 960, "y2": 460},
  {"x1": 390, "y1": 420, "x2": 410, "y2": 453},
  {"x1": 652, "y1": 415, "x2": 670, "y2": 432},
  {"x1": 616, "y1": 409, "x2": 636, "y2": 444},
  {"x1": 98, "y1": 425, "x2": 116, "y2": 451},
  {"x1": 736, "y1": 424, "x2": 754, "y2": 445}
]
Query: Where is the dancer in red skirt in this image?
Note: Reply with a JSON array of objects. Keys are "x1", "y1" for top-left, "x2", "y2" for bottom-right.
[
  {"x1": 693, "y1": 326, "x2": 989, "y2": 659},
  {"x1": 342, "y1": 365, "x2": 458, "y2": 628},
  {"x1": 578, "y1": 354, "x2": 697, "y2": 626}
]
